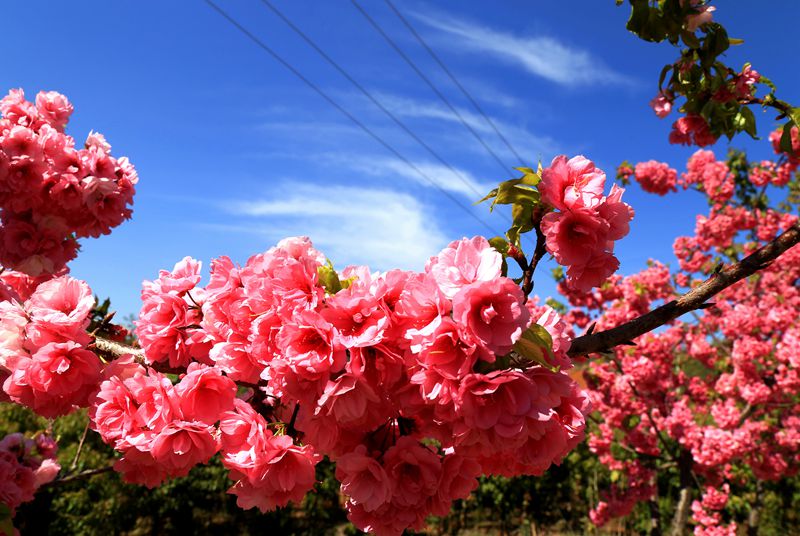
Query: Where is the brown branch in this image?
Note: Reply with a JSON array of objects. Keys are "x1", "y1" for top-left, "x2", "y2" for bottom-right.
[
  {"x1": 42, "y1": 465, "x2": 115, "y2": 488},
  {"x1": 69, "y1": 420, "x2": 91, "y2": 472},
  {"x1": 568, "y1": 222, "x2": 800, "y2": 357},
  {"x1": 92, "y1": 336, "x2": 184, "y2": 374},
  {"x1": 521, "y1": 210, "x2": 548, "y2": 298},
  {"x1": 92, "y1": 336, "x2": 143, "y2": 360}
]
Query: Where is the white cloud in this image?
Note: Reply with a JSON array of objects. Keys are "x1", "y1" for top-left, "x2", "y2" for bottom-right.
[
  {"x1": 219, "y1": 183, "x2": 449, "y2": 271},
  {"x1": 332, "y1": 153, "x2": 492, "y2": 200},
  {"x1": 374, "y1": 92, "x2": 560, "y2": 160},
  {"x1": 411, "y1": 11, "x2": 631, "y2": 87}
]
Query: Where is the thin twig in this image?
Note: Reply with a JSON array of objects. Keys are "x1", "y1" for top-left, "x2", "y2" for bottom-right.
[
  {"x1": 69, "y1": 420, "x2": 91, "y2": 472},
  {"x1": 43, "y1": 465, "x2": 115, "y2": 488},
  {"x1": 521, "y1": 211, "x2": 548, "y2": 298}
]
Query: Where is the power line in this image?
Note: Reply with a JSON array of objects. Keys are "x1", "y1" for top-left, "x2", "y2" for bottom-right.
[
  {"x1": 257, "y1": 0, "x2": 487, "y2": 201},
  {"x1": 384, "y1": 0, "x2": 527, "y2": 167},
  {"x1": 350, "y1": 0, "x2": 513, "y2": 177},
  {"x1": 203, "y1": 0, "x2": 503, "y2": 238}
]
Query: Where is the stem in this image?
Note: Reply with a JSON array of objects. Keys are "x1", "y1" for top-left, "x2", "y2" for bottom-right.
[
  {"x1": 287, "y1": 403, "x2": 301, "y2": 436},
  {"x1": 69, "y1": 421, "x2": 91, "y2": 472},
  {"x1": 569, "y1": 222, "x2": 800, "y2": 357},
  {"x1": 521, "y1": 218, "x2": 548, "y2": 299},
  {"x1": 43, "y1": 465, "x2": 115, "y2": 488}
]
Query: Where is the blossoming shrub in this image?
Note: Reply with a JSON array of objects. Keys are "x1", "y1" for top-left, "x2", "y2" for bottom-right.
[
  {"x1": 0, "y1": 86, "x2": 641, "y2": 535},
  {"x1": 576, "y1": 138, "x2": 800, "y2": 535}
]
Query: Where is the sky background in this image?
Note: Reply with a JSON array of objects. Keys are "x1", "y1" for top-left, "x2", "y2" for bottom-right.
[{"x1": 2, "y1": 1, "x2": 799, "y2": 318}]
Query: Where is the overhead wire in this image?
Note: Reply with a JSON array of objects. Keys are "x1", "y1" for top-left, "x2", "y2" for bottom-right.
[
  {"x1": 203, "y1": 0, "x2": 504, "y2": 237},
  {"x1": 257, "y1": 0, "x2": 488, "y2": 201},
  {"x1": 383, "y1": 0, "x2": 527, "y2": 167},
  {"x1": 350, "y1": 0, "x2": 513, "y2": 177}
]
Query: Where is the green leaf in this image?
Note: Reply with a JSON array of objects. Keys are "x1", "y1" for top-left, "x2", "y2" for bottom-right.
[
  {"x1": 505, "y1": 203, "x2": 535, "y2": 249},
  {"x1": 488, "y1": 236, "x2": 509, "y2": 256},
  {"x1": 780, "y1": 124, "x2": 793, "y2": 153},
  {"x1": 734, "y1": 106, "x2": 757, "y2": 138},
  {"x1": 317, "y1": 262, "x2": 342, "y2": 295},
  {"x1": 680, "y1": 30, "x2": 701, "y2": 49},
  {"x1": 513, "y1": 324, "x2": 558, "y2": 372}
]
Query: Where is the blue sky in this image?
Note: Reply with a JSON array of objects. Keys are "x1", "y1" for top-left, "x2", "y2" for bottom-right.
[{"x1": 3, "y1": 1, "x2": 798, "y2": 317}]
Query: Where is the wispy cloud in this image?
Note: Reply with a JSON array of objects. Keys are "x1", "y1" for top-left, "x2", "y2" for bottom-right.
[
  {"x1": 328, "y1": 153, "x2": 492, "y2": 200},
  {"x1": 217, "y1": 183, "x2": 448, "y2": 271},
  {"x1": 374, "y1": 93, "x2": 560, "y2": 160},
  {"x1": 412, "y1": 11, "x2": 632, "y2": 87}
]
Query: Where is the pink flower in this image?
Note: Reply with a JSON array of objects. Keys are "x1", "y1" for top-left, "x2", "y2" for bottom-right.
[
  {"x1": 634, "y1": 160, "x2": 678, "y2": 195},
  {"x1": 597, "y1": 184, "x2": 635, "y2": 241},
  {"x1": 426, "y1": 236, "x2": 502, "y2": 299},
  {"x1": 408, "y1": 316, "x2": 478, "y2": 378},
  {"x1": 113, "y1": 446, "x2": 168, "y2": 488},
  {"x1": 685, "y1": 5, "x2": 715, "y2": 32},
  {"x1": 277, "y1": 310, "x2": 346, "y2": 380},
  {"x1": 4, "y1": 341, "x2": 101, "y2": 418},
  {"x1": 34, "y1": 91, "x2": 73, "y2": 132},
  {"x1": 315, "y1": 373, "x2": 386, "y2": 431},
  {"x1": 150, "y1": 420, "x2": 218, "y2": 477},
  {"x1": 539, "y1": 155, "x2": 606, "y2": 211},
  {"x1": 174, "y1": 363, "x2": 236, "y2": 425},
  {"x1": 566, "y1": 251, "x2": 620, "y2": 292},
  {"x1": 541, "y1": 208, "x2": 610, "y2": 266},
  {"x1": 25, "y1": 276, "x2": 94, "y2": 341},
  {"x1": 649, "y1": 92, "x2": 673, "y2": 118},
  {"x1": 90, "y1": 375, "x2": 143, "y2": 448},
  {"x1": 321, "y1": 284, "x2": 388, "y2": 348},
  {"x1": 383, "y1": 437, "x2": 442, "y2": 509},
  {"x1": 670, "y1": 115, "x2": 717, "y2": 147},
  {"x1": 33, "y1": 458, "x2": 60, "y2": 487},
  {"x1": 452, "y1": 278, "x2": 529, "y2": 357},
  {"x1": 226, "y1": 434, "x2": 320, "y2": 512},
  {"x1": 335, "y1": 445, "x2": 392, "y2": 512}
]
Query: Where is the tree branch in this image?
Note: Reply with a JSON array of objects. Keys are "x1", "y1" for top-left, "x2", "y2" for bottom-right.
[
  {"x1": 92, "y1": 336, "x2": 143, "y2": 360},
  {"x1": 42, "y1": 465, "x2": 115, "y2": 488},
  {"x1": 91, "y1": 337, "x2": 184, "y2": 374},
  {"x1": 568, "y1": 222, "x2": 800, "y2": 357}
]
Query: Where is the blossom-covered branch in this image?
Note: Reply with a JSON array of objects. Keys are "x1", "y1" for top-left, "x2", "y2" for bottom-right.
[{"x1": 568, "y1": 220, "x2": 800, "y2": 357}]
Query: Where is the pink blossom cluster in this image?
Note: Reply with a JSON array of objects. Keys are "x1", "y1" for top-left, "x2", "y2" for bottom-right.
[
  {"x1": 0, "y1": 432, "x2": 60, "y2": 517},
  {"x1": 681, "y1": 150, "x2": 734, "y2": 203},
  {"x1": 0, "y1": 275, "x2": 102, "y2": 418},
  {"x1": 691, "y1": 485, "x2": 737, "y2": 536},
  {"x1": 633, "y1": 160, "x2": 678, "y2": 195},
  {"x1": 538, "y1": 155, "x2": 634, "y2": 292},
  {"x1": 574, "y1": 148, "x2": 800, "y2": 531},
  {"x1": 91, "y1": 359, "x2": 236, "y2": 487},
  {"x1": 122, "y1": 235, "x2": 589, "y2": 535},
  {"x1": 0, "y1": 89, "x2": 137, "y2": 276},
  {"x1": 669, "y1": 114, "x2": 718, "y2": 147}
]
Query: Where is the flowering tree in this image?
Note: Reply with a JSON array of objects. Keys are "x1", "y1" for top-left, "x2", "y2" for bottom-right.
[
  {"x1": 579, "y1": 135, "x2": 800, "y2": 536},
  {"x1": 1, "y1": 2, "x2": 799, "y2": 535}
]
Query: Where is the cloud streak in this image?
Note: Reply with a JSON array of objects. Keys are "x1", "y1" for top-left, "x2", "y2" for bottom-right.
[
  {"x1": 218, "y1": 183, "x2": 449, "y2": 271},
  {"x1": 412, "y1": 11, "x2": 632, "y2": 87}
]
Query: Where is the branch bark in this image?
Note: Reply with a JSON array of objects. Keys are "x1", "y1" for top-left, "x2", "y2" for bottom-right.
[
  {"x1": 42, "y1": 465, "x2": 115, "y2": 488},
  {"x1": 568, "y1": 222, "x2": 800, "y2": 357},
  {"x1": 92, "y1": 336, "x2": 143, "y2": 360}
]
